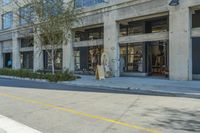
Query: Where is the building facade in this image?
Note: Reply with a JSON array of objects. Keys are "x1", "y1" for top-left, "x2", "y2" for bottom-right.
[{"x1": 0, "y1": 0, "x2": 200, "y2": 80}]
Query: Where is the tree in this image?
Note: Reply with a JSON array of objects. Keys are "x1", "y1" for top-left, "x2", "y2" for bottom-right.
[{"x1": 13, "y1": 0, "x2": 79, "y2": 74}]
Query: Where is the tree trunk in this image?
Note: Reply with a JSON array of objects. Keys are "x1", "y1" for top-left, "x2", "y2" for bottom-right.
[{"x1": 51, "y1": 50, "x2": 55, "y2": 75}]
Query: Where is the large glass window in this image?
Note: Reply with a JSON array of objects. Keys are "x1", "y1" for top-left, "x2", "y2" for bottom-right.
[
  {"x1": 192, "y1": 10, "x2": 200, "y2": 28},
  {"x1": 120, "y1": 21, "x2": 144, "y2": 37},
  {"x1": 128, "y1": 21, "x2": 144, "y2": 35},
  {"x1": 192, "y1": 38, "x2": 200, "y2": 74},
  {"x1": 2, "y1": 12, "x2": 13, "y2": 29},
  {"x1": 20, "y1": 51, "x2": 33, "y2": 69},
  {"x1": 43, "y1": 50, "x2": 62, "y2": 70},
  {"x1": 20, "y1": 37, "x2": 34, "y2": 48},
  {"x1": 75, "y1": 27, "x2": 103, "y2": 42},
  {"x1": 119, "y1": 24, "x2": 128, "y2": 36},
  {"x1": 3, "y1": 53, "x2": 12, "y2": 68},
  {"x1": 74, "y1": 46, "x2": 103, "y2": 73},
  {"x1": 146, "y1": 17, "x2": 168, "y2": 33},
  {"x1": 120, "y1": 43, "x2": 144, "y2": 73},
  {"x1": 75, "y1": 0, "x2": 104, "y2": 8},
  {"x1": 19, "y1": 5, "x2": 35, "y2": 26},
  {"x1": 43, "y1": 0, "x2": 63, "y2": 17},
  {"x1": 2, "y1": 0, "x2": 11, "y2": 6},
  {"x1": 74, "y1": 50, "x2": 80, "y2": 71},
  {"x1": 119, "y1": 16, "x2": 168, "y2": 36}
]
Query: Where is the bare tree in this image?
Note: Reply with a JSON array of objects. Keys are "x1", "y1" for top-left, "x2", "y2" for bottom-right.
[{"x1": 13, "y1": 0, "x2": 79, "y2": 74}]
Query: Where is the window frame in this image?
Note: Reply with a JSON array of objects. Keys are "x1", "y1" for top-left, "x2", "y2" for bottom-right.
[{"x1": 2, "y1": 11, "x2": 13, "y2": 30}]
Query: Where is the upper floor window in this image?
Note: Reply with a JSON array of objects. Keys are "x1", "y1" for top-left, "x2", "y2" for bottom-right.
[
  {"x1": 19, "y1": 5, "x2": 35, "y2": 26},
  {"x1": 20, "y1": 37, "x2": 34, "y2": 48},
  {"x1": 2, "y1": 0, "x2": 11, "y2": 6},
  {"x1": 2, "y1": 12, "x2": 13, "y2": 29},
  {"x1": 145, "y1": 17, "x2": 168, "y2": 33},
  {"x1": 119, "y1": 16, "x2": 168, "y2": 37},
  {"x1": 75, "y1": 0, "x2": 104, "y2": 8},
  {"x1": 75, "y1": 27, "x2": 104, "y2": 42},
  {"x1": 120, "y1": 21, "x2": 145, "y2": 37},
  {"x1": 43, "y1": 0, "x2": 63, "y2": 17},
  {"x1": 192, "y1": 10, "x2": 200, "y2": 28}
]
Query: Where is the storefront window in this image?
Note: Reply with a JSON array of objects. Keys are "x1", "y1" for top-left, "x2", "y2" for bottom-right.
[
  {"x1": 3, "y1": 53, "x2": 12, "y2": 68},
  {"x1": 74, "y1": 46, "x2": 103, "y2": 73},
  {"x1": 88, "y1": 46, "x2": 103, "y2": 71},
  {"x1": 74, "y1": 50, "x2": 80, "y2": 70},
  {"x1": 21, "y1": 51, "x2": 33, "y2": 69},
  {"x1": 43, "y1": 50, "x2": 62, "y2": 70},
  {"x1": 120, "y1": 43, "x2": 144, "y2": 73}
]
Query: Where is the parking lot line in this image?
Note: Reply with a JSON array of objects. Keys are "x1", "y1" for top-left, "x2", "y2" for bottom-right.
[{"x1": 0, "y1": 92, "x2": 163, "y2": 133}]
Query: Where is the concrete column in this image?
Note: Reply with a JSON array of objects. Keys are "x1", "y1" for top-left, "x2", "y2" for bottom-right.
[
  {"x1": 12, "y1": 32, "x2": 21, "y2": 69},
  {"x1": 62, "y1": 31, "x2": 74, "y2": 72},
  {"x1": 0, "y1": 9, "x2": 2, "y2": 31},
  {"x1": 104, "y1": 11, "x2": 120, "y2": 77},
  {"x1": 169, "y1": 6, "x2": 192, "y2": 80},
  {"x1": 33, "y1": 34, "x2": 43, "y2": 71},
  {"x1": 0, "y1": 43, "x2": 3, "y2": 68}
]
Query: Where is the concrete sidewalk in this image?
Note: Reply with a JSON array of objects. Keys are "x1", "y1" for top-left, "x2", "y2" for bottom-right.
[{"x1": 63, "y1": 75, "x2": 200, "y2": 98}]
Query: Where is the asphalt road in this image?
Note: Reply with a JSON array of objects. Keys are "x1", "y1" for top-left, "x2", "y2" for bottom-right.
[{"x1": 0, "y1": 78, "x2": 200, "y2": 133}]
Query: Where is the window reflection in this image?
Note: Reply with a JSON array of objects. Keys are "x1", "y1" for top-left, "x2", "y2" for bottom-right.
[
  {"x1": 120, "y1": 43, "x2": 144, "y2": 73},
  {"x1": 75, "y1": 0, "x2": 104, "y2": 8}
]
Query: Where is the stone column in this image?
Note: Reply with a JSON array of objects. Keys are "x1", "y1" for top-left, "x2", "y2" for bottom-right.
[
  {"x1": 103, "y1": 11, "x2": 120, "y2": 77},
  {"x1": 62, "y1": 31, "x2": 74, "y2": 72},
  {"x1": 169, "y1": 6, "x2": 192, "y2": 80},
  {"x1": 0, "y1": 43, "x2": 3, "y2": 68},
  {"x1": 12, "y1": 32, "x2": 21, "y2": 69},
  {"x1": 33, "y1": 34, "x2": 43, "y2": 72}
]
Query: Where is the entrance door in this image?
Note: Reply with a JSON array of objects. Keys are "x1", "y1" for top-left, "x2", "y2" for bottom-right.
[
  {"x1": 4, "y1": 53, "x2": 12, "y2": 68},
  {"x1": 148, "y1": 41, "x2": 168, "y2": 76}
]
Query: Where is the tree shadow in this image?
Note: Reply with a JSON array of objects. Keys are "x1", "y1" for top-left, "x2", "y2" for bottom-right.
[{"x1": 146, "y1": 107, "x2": 200, "y2": 133}]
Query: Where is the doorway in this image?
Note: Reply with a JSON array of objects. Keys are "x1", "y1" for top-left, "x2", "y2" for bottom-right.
[
  {"x1": 148, "y1": 41, "x2": 168, "y2": 77},
  {"x1": 4, "y1": 53, "x2": 12, "y2": 68}
]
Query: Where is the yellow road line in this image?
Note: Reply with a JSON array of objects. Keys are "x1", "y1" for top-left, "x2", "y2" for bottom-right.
[{"x1": 0, "y1": 92, "x2": 163, "y2": 133}]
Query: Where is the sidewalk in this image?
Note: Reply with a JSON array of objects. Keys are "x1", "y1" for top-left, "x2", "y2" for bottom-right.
[
  {"x1": 0, "y1": 115, "x2": 42, "y2": 133},
  {"x1": 62, "y1": 75, "x2": 200, "y2": 99}
]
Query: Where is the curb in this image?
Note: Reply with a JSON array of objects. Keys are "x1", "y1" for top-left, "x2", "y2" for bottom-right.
[
  {"x1": 61, "y1": 82, "x2": 200, "y2": 99},
  {"x1": 0, "y1": 75, "x2": 48, "y2": 83},
  {"x1": 1, "y1": 75, "x2": 200, "y2": 99}
]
